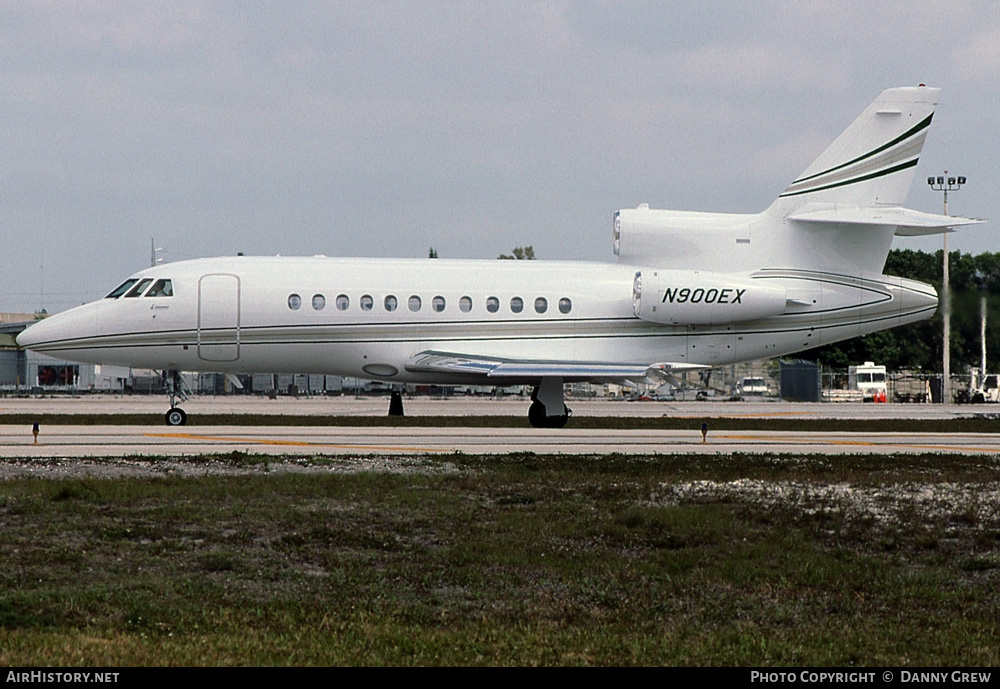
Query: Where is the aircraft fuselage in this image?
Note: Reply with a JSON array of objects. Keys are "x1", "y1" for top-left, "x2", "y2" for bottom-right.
[{"x1": 17, "y1": 255, "x2": 936, "y2": 385}]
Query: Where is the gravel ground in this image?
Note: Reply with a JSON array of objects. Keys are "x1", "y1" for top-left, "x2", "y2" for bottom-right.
[
  {"x1": 0, "y1": 454, "x2": 457, "y2": 480},
  {"x1": 657, "y1": 478, "x2": 1000, "y2": 537}
]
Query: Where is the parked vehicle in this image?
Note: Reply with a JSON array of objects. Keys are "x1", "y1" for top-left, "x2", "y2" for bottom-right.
[
  {"x1": 848, "y1": 361, "x2": 887, "y2": 402},
  {"x1": 736, "y1": 377, "x2": 768, "y2": 396},
  {"x1": 969, "y1": 372, "x2": 1000, "y2": 404}
]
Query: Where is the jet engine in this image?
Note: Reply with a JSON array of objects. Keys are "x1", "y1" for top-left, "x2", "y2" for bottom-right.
[{"x1": 632, "y1": 269, "x2": 787, "y2": 326}]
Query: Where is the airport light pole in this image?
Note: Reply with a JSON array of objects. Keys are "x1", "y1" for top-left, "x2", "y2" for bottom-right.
[
  {"x1": 981, "y1": 280, "x2": 988, "y2": 382},
  {"x1": 971, "y1": 271, "x2": 988, "y2": 389},
  {"x1": 927, "y1": 173, "x2": 966, "y2": 403}
]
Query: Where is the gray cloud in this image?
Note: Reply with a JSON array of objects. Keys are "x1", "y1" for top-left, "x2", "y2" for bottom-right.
[{"x1": 1, "y1": 1, "x2": 996, "y2": 312}]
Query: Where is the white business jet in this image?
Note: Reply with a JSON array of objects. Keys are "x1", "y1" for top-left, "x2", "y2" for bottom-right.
[{"x1": 17, "y1": 86, "x2": 981, "y2": 427}]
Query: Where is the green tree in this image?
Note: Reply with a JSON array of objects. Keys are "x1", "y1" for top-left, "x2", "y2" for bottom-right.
[{"x1": 498, "y1": 246, "x2": 536, "y2": 260}]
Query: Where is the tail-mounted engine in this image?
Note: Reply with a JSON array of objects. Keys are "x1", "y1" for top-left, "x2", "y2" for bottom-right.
[{"x1": 632, "y1": 269, "x2": 788, "y2": 326}]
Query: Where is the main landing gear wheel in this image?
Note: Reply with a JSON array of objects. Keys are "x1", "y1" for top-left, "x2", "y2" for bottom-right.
[
  {"x1": 527, "y1": 377, "x2": 572, "y2": 428},
  {"x1": 528, "y1": 401, "x2": 570, "y2": 429},
  {"x1": 165, "y1": 407, "x2": 187, "y2": 426}
]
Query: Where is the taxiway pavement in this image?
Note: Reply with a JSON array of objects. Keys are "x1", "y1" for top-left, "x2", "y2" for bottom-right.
[
  {"x1": 1, "y1": 394, "x2": 994, "y2": 420},
  {"x1": 2, "y1": 396, "x2": 999, "y2": 460}
]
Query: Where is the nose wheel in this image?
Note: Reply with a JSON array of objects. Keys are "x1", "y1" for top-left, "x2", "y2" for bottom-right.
[
  {"x1": 165, "y1": 407, "x2": 187, "y2": 426},
  {"x1": 162, "y1": 370, "x2": 191, "y2": 426}
]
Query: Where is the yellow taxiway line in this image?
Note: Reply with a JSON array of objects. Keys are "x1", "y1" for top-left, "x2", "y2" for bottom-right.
[
  {"x1": 145, "y1": 432, "x2": 449, "y2": 453},
  {"x1": 715, "y1": 434, "x2": 1000, "y2": 454}
]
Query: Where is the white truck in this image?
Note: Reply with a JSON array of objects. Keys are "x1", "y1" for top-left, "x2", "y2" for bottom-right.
[
  {"x1": 848, "y1": 361, "x2": 887, "y2": 402},
  {"x1": 736, "y1": 377, "x2": 769, "y2": 397}
]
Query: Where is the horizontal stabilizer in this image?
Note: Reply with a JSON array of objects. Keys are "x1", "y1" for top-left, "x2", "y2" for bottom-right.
[
  {"x1": 406, "y1": 351, "x2": 707, "y2": 383},
  {"x1": 788, "y1": 205, "x2": 985, "y2": 236}
]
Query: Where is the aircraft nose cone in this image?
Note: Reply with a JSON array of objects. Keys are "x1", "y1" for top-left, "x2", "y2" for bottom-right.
[
  {"x1": 15, "y1": 301, "x2": 104, "y2": 353},
  {"x1": 15, "y1": 318, "x2": 53, "y2": 349}
]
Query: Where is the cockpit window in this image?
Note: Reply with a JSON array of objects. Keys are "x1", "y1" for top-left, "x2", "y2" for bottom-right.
[
  {"x1": 123, "y1": 278, "x2": 154, "y2": 298},
  {"x1": 145, "y1": 279, "x2": 173, "y2": 297},
  {"x1": 106, "y1": 279, "x2": 139, "y2": 299}
]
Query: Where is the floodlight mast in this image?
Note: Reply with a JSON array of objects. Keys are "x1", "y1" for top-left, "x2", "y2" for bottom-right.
[{"x1": 927, "y1": 173, "x2": 967, "y2": 403}]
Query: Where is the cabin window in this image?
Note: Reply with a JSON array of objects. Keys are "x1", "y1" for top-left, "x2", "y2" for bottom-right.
[
  {"x1": 124, "y1": 278, "x2": 154, "y2": 298},
  {"x1": 558, "y1": 297, "x2": 572, "y2": 314},
  {"x1": 146, "y1": 279, "x2": 173, "y2": 297},
  {"x1": 534, "y1": 297, "x2": 548, "y2": 314},
  {"x1": 288, "y1": 294, "x2": 302, "y2": 310},
  {"x1": 432, "y1": 296, "x2": 445, "y2": 312},
  {"x1": 510, "y1": 297, "x2": 523, "y2": 313},
  {"x1": 312, "y1": 294, "x2": 326, "y2": 310},
  {"x1": 336, "y1": 294, "x2": 349, "y2": 311},
  {"x1": 384, "y1": 295, "x2": 397, "y2": 312},
  {"x1": 360, "y1": 294, "x2": 374, "y2": 311},
  {"x1": 106, "y1": 279, "x2": 138, "y2": 299},
  {"x1": 408, "y1": 295, "x2": 422, "y2": 312},
  {"x1": 486, "y1": 296, "x2": 499, "y2": 313},
  {"x1": 459, "y1": 296, "x2": 472, "y2": 313}
]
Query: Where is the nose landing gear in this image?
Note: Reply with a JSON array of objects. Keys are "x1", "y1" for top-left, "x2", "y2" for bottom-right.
[{"x1": 163, "y1": 370, "x2": 190, "y2": 426}]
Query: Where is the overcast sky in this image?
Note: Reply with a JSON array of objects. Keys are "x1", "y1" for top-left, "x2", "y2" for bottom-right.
[{"x1": 2, "y1": 1, "x2": 998, "y2": 313}]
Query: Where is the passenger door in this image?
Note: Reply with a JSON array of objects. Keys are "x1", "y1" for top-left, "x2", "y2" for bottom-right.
[{"x1": 197, "y1": 274, "x2": 241, "y2": 362}]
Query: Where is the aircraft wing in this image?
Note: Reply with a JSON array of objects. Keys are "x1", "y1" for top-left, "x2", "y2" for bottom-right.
[
  {"x1": 405, "y1": 351, "x2": 708, "y2": 384},
  {"x1": 787, "y1": 205, "x2": 985, "y2": 236}
]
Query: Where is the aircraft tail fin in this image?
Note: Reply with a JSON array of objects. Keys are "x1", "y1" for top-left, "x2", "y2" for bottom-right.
[
  {"x1": 773, "y1": 86, "x2": 939, "y2": 210},
  {"x1": 614, "y1": 87, "x2": 972, "y2": 276}
]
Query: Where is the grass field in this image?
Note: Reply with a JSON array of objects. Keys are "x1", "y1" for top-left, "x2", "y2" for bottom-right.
[{"x1": 1, "y1": 451, "x2": 998, "y2": 666}]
